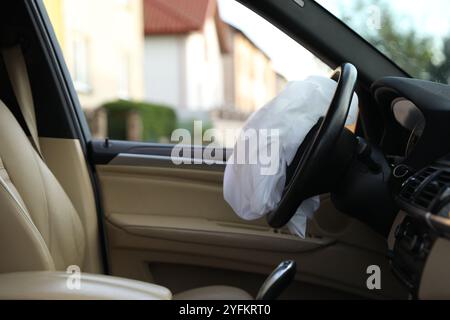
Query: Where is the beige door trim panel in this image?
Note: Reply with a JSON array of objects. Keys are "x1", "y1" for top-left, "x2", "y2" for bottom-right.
[
  {"x1": 419, "y1": 238, "x2": 450, "y2": 300},
  {"x1": 107, "y1": 213, "x2": 335, "y2": 253},
  {"x1": 97, "y1": 164, "x2": 256, "y2": 224},
  {"x1": 97, "y1": 163, "x2": 407, "y2": 299},
  {"x1": 107, "y1": 222, "x2": 406, "y2": 299}
]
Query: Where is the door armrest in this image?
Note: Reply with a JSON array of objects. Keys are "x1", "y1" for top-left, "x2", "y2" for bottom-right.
[{"x1": 0, "y1": 271, "x2": 172, "y2": 300}]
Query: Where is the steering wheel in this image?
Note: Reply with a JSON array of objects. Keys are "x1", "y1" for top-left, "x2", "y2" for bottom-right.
[{"x1": 267, "y1": 63, "x2": 358, "y2": 228}]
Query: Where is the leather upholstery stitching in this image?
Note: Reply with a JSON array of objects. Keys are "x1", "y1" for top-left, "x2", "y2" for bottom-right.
[
  {"x1": 0, "y1": 162, "x2": 54, "y2": 269},
  {"x1": 31, "y1": 150, "x2": 53, "y2": 258}
]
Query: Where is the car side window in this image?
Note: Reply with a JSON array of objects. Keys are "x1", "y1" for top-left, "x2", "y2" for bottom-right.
[{"x1": 44, "y1": 0, "x2": 331, "y2": 147}]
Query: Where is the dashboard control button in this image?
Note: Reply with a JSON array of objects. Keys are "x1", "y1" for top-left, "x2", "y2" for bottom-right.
[
  {"x1": 395, "y1": 225, "x2": 402, "y2": 239},
  {"x1": 408, "y1": 235, "x2": 418, "y2": 251}
]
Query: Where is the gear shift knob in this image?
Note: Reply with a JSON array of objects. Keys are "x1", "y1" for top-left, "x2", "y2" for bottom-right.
[{"x1": 256, "y1": 260, "x2": 296, "y2": 300}]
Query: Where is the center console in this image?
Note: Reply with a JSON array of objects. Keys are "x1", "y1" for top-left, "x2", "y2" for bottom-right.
[{"x1": 393, "y1": 157, "x2": 450, "y2": 298}]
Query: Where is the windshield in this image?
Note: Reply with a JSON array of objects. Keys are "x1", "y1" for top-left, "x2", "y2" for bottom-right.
[{"x1": 315, "y1": 0, "x2": 450, "y2": 83}]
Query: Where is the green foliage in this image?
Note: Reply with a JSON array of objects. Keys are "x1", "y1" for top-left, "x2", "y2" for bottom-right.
[
  {"x1": 102, "y1": 100, "x2": 177, "y2": 142},
  {"x1": 177, "y1": 119, "x2": 213, "y2": 135},
  {"x1": 369, "y1": 11, "x2": 434, "y2": 79},
  {"x1": 428, "y1": 37, "x2": 450, "y2": 84},
  {"x1": 177, "y1": 119, "x2": 214, "y2": 145}
]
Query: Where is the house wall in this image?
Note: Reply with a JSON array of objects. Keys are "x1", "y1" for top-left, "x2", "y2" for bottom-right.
[
  {"x1": 144, "y1": 36, "x2": 184, "y2": 108},
  {"x1": 184, "y1": 19, "x2": 224, "y2": 112},
  {"x1": 233, "y1": 32, "x2": 276, "y2": 114},
  {"x1": 144, "y1": 17, "x2": 224, "y2": 118},
  {"x1": 47, "y1": 0, "x2": 145, "y2": 111},
  {"x1": 43, "y1": 0, "x2": 65, "y2": 48},
  {"x1": 222, "y1": 53, "x2": 235, "y2": 110}
]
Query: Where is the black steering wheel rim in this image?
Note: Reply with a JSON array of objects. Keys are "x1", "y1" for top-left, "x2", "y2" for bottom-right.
[{"x1": 267, "y1": 63, "x2": 358, "y2": 228}]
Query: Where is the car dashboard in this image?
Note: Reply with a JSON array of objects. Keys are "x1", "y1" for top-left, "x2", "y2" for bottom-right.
[
  {"x1": 394, "y1": 162, "x2": 450, "y2": 297},
  {"x1": 371, "y1": 77, "x2": 450, "y2": 299}
]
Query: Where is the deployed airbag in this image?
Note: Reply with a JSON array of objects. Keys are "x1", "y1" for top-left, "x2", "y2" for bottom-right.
[{"x1": 223, "y1": 76, "x2": 358, "y2": 237}]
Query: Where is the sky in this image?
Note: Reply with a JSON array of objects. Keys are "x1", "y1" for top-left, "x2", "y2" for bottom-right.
[
  {"x1": 218, "y1": 0, "x2": 450, "y2": 80},
  {"x1": 316, "y1": 0, "x2": 450, "y2": 38}
]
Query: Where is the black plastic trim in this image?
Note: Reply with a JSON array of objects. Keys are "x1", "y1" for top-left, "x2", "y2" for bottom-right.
[
  {"x1": 91, "y1": 139, "x2": 231, "y2": 166},
  {"x1": 372, "y1": 77, "x2": 450, "y2": 170}
]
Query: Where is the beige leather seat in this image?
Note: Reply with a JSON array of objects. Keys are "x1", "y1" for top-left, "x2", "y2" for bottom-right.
[{"x1": 0, "y1": 100, "x2": 252, "y2": 300}]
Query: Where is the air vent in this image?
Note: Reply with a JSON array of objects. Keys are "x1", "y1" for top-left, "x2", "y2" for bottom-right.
[
  {"x1": 439, "y1": 170, "x2": 450, "y2": 185},
  {"x1": 400, "y1": 167, "x2": 438, "y2": 201},
  {"x1": 413, "y1": 168, "x2": 450, "y2": 209}
]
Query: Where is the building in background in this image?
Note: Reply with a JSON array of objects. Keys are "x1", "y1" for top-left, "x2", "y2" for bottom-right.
[
  {"x1": 143, "y1": 0, "x2": 226, "y2": 121},
  {"x1": 45, "y1": 0, "x2": 289, "y2": 145},
  {"x1": 221, "y1": 25, "x2": 283, "y2": 116},
  {"x1": 143, "y1": 0, "x2": 286, "y2": 146},
  {"x1": 213, "y1": 25, "x2": 287, "y2": 146},
  {"x1": 44, "y1": 0, "x2": 145, "y2": 138},
  {"x1": 276, "y1": 72, "x2": 288, "y2": 95}
]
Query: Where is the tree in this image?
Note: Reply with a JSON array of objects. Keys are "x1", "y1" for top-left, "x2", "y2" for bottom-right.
[
  {"x1": 340, "y1": 0, "x2": 449, "y2": 83},
  {"x1": 428, "y1": 37, "x2": 450, "y2": 84}
]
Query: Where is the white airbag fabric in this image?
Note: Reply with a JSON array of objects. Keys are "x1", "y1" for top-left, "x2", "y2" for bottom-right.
[{"x1": 223, "y1": 76, "x2": 358, "y2": 237}]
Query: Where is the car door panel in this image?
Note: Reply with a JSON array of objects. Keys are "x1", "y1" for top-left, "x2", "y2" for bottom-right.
[{"x1": 91, "y1": 140, "x2": 407, "y2": 299}]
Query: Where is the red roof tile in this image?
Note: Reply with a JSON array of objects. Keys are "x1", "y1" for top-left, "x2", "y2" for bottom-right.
[{"x1": 144, "y1": 0, "x2": 215, "y2": 35}]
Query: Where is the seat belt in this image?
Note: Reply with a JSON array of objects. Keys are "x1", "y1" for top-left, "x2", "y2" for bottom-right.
[{"x1": 2, "y1": 45, "x2": 42, "y2": 158}]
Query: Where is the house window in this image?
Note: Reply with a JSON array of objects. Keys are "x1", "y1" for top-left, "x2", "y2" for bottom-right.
[
  {"x1": 115, "y1": 0, "x2": 131, "y2": 9},
  {"x1": 71, "y1": 34, "x2": 91, "y2": 93},
  {"x1": 204, "y1": 37, "x2": 209, "y2": 62},
  {"x1": 118, "y1": 54, "x2": 131, "y2": 99}
]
